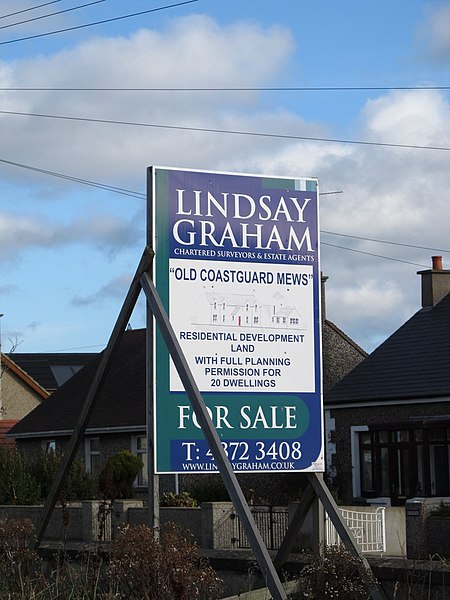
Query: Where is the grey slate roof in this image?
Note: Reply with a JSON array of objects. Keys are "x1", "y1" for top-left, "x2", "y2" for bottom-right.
[
  {"x1": 10, "y1": 329, "x2": 145, "y2": 436},
  {"x1": 325, "y1": 291, "x2": 450, "y2": 405},
  {"x1": 10, "y1": 353, "x2": 98, "y2": 392}
]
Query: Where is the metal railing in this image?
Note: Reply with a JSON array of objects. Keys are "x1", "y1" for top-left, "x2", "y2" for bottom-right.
[
  {"x1": 233, "y1": 507, "x2": 289, "y2": 550},
  {"x1": 325, "y1": 507, "x2": 386, "y2": 554}
]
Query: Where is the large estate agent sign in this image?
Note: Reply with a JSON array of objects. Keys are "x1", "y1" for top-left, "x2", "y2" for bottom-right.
[{"x1": 149, "y1": 167, "x2": 323, "y2": 474}]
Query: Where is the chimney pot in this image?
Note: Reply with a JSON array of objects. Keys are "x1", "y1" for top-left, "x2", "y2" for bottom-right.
[
  {"x1": 418, "y1": 256, "x2": 450, "y2": 308},
  {"x1": 432, "y1": 256, "x2": 443, "y2": 271}
]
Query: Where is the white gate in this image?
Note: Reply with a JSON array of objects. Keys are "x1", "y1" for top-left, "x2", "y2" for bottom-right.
[{"x1": 325, "y1": 507, "x2": 386, "y2": 554}]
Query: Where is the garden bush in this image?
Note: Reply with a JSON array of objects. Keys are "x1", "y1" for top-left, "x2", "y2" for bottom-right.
[
  {"x1": 108, "y1": 522, "x2": 223, "y2": 600},
  {"x1": 0, "y1": 447, "x2": 97, "y2": 505},
  {"x1": 99, "y1": 449, "x2": 143, "y2": 499},
  {"x1": 0, "y1": 519, "x2": 223, "y2": 599},
  {"x1": 0, "y1": 447, "x2": 40, "y2": 504},
  {"x1": 30, "y1": 450, "x2": 98, "y2": 501},
  {"x1": 160, "y1": 491, "x2": 198, "y2": 507},
  {"x1": 294, "y1": 544, "x2": 377, "y2": 600}
]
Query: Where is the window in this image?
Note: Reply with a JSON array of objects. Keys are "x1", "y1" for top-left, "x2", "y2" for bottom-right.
[
  {"x1": 44, "y1": 440, "x2": 56, "y2": 453},
  {"x1": 85, "y1": 437, "x2": 100, "y2": 473},
  {"x1": 132, "y1": 435, "x2": 148, "y2": 486},
  {"x1": 357, "y1": 425, "x2": 450, "y2": 502}
]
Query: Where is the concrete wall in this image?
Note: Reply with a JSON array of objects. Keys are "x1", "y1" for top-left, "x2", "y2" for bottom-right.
[
  {"x1": 340, "y1": 505, "x2": 406, "y2": 557},
  {"x1": 287, "y1": 502, "x2": 405, "y2": 557},
  {"x1": 0, "y1": 501, "x2": 406, "y2": 556},
  {"x1": 0, "y1": 504, "x2": 83, "y2": 541}
]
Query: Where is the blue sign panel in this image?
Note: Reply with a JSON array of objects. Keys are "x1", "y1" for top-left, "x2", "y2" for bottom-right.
[{"x1": 150, "y1": 167, "x2": 323, "y2": 474}]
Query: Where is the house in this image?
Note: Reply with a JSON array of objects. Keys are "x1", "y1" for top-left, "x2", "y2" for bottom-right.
[
  {"x1": 0, "y1": 353, "x2": 50, "y2": 445},
  {"x1": 9, "y1": 276, "x2": 366, "y2": 501},
  {"x1": 0, "y1": 353, "x2": 49, "y2": 423},
  {"x1": 9, "y1": 329, "x2": 148, "y2": 482},
  {"x1": 325, "y1": 256, "x2": 450, "y2": 506},
  {"x1": 0, "y1": 352, "x2": 96, "y2": 446}
]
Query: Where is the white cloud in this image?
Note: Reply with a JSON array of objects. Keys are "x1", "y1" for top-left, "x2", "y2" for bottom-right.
[
  {"x1": 0, "y1": 210, "x2": 140, "y2": 259},
  {"x1": 72, "y1": 273, "x2": 133, "y2": 306},
  {"x1": 0, "y1": 15, "x2": 295, "y2": 184},
  {"x1": 418, "y1": 3, "x2": 450, "y2": 61}
]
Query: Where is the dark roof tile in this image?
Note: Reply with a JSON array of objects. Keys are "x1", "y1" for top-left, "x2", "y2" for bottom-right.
[
  {"x1": 10, "y1": 353, "x2": 97, "y2": 391},
  {"x1": 325, "y1": 291, "x2": 450, "y2": 405},
  {"x1": 10, "y1": 330, "x2": 145, "y2": 436}
]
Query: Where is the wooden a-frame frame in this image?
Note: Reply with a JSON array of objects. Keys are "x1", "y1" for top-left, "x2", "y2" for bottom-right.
[{"x1": 32, "y1": 246, "x2": 386, "y2": 600}]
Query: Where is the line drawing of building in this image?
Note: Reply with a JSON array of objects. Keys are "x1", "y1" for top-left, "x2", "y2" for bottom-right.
[{"x1": 191, "y1": 290, "x2": 302, "y2": 330}]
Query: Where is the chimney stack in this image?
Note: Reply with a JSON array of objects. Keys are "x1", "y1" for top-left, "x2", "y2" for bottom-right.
[{"x1": 417, "y1": 256, "x2": 450, "y2": 308}]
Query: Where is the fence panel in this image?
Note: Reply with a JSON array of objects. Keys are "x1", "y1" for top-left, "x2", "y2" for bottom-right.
[
  {"x1": 325, "y1": 507, "x2": 386, "y2": 554},
  {"x1": 235, "y1": 507, "x2": 289, "y2": 550}
]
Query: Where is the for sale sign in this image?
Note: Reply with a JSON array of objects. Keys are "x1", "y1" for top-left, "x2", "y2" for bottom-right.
[{"x1": 149, "y1": 167, "x2": 323, "y2": 474}]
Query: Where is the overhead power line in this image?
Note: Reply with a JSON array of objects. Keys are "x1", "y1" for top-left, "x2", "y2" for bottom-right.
[
  {"x1": 2, "y1": 156, "x2": 448, "y2": 264},
  {"x1": 322, "y1": 242, "x2": 429, "y2": 268},
  {"x1": 0, "y1": 157, "x2": 145, "y2": 199},
  {"x1": 0, "y1": 0, "x2": 64, "y2": 20},
  {"x1": 1, "y1": 107, "x2": 450, "y2": 152},
  {"x1": 0, "y1": 0, "x2": 199, "y2": 45},
  {"x1": 0, "y1": 0, "x2": 107, "y2": 32},
  {"x1": 1, "y1": 85, "x2": 449, "y2": 92},
  {"x1": 321, "y1": 230, "x2": 450, "y2": 254}
]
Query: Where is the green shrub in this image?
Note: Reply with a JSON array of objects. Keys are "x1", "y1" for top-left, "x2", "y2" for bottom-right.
[
  {"x1": 99, "y1": 450, "x2": 143, "y2": 499},
  {"x1": 0, "y1": 447, "x2": 97, "y2": 505},
  {"x1": 29, "y1": 450, "x2": 98, "y2": 501},
  {"x1": 0, "y1": 447, "x2": 40, "y2": 504},
  {"x1": 160, "y1": 491, "x2": 198, "y2": 507}
]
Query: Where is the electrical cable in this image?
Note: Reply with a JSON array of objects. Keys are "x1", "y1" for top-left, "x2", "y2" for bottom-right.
[
  {"x1": 1, "y1": 85, "x2": 449, "y2": 92},
  {"x1": 1, "y1": 107, "x2": 449, "y2": 152},
  {"x1": 321, "y1": 230, "x2": 450, "y2": 254},
  {"x1": 322, "y1": 242, "x2": 429, "y2": 268},
  {"x1": 0, "y1": 0, "x2": 107, "y2": 32},
  {"x1": 0, "y1": 1, "x2": 64, "y2": 20},
  {"x1": 0, "y1": 0, "x2": 199, "y2": 45},
  {"x1": 2, "y1": 156, "x2": 449, "y2": 258},
  {"x1": 0, "y1": 157, "x2": 145, "y2": 199}
]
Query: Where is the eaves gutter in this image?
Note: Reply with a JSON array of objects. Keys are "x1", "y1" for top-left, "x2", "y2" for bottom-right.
[
  {"x1": 325, "y1": 395, "x2": 450, "y2": 410},
  {"x1": 8, "y1": 424, "x2": 146, "y2": 439}
]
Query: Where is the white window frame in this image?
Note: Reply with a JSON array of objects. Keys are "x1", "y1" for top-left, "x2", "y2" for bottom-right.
[
  {"x1": 351, "y1": 425, "x2": 369, "y2": 498},
  {"x1": 131, "y1": 434, "x2": 148, "y2": 487},
  {"x1": 84, "y1": 437, "x2": 100, "y2": 473},
  {"x1": 43, "y1": 439, "x2": 56, "y2": 453}
]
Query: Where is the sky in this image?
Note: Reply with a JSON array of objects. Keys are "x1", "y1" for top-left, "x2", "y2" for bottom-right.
[{"x1": 1, "y1": 0, "x2": 450, "y2": 355}]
